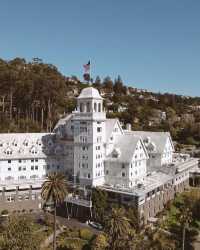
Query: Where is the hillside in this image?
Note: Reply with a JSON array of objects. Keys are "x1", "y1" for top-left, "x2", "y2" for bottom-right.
[{"x1": 1, "y1": 58, "x2": 200, "y2": 151}]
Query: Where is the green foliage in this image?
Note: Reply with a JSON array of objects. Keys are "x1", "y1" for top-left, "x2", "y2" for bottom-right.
[
  {"x1": 79, "y1": 228, "x2": 94, "y2": 241},
  {"x1": 0, "y1": 215, "x2": 41, "y2": 250},
  {"x1": 41, "y1": 173, "x2": 69, "y2": 250},
  {"x1": 162, "y1": 190, "x2": 200, "y2": 250},
  {"x1": 104, "y1": 207, "x2": 131, "y2": 250},
  {"x1": 92, "y1": 188, "x2": 108, "y2": 224},
  {"x1": 91, "y1": 233, "x2": 108, "y2": 250},
  {"x1": 1, "y1": 210, "x2": 8, "y2": 215},
  {"x1": 0, "y1": 57, "x2": 74, "y2": 132},
  {"x1": 41, "y1": 173, "x2": 68, "y2": 205}
]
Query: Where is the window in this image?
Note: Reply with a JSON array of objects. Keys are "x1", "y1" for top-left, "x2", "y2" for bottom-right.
[
  {"x1": 97, "y1": 127, "x2": 102, "y2": 132},
  {"x1": 7, "y1": 196, "x2": 14, "y2": 202},
  {"x1": 18, "y1": 195, "x2": 23, "y2": 201},
  {"x1": 122, "y1": 172, "x2": 126, "y2": 177},
  {"x1": 94, "y1": 103, "x2": 97, "y2": 112},
  {"x1": 8, "y1": 167, "x2": 11, "y2": 171},
  {"x1": 8, "y1": 160, "x2": 11, "y2": 163},
  {"x1": 18, "y1": 167, "x2": 22, "y2": 171},
  {"x1": 30, "y1": 175, "x2": 38, "y2": 179},
  {"x1": 86, "y1": 102, "x2": 90, "y2": 112},
  {"x1": 31, "y1": 166, "x2": 34, "y2": 170},
  {"x1": 106, "y1": 170, "x2": 109, "y2": 175},
  {"x1": 122, "y1": 164, "x2": 125, "y2": 169},
  {"x1": 23, "y1": 166, "x2": 26, "y2": 171},
  {"x1": 19, "y1": 175, "x2": 26, "y2": 180},
  {"x1": 98, "y1": 103, "x2": 101, "y2": 112},
  {"x1": 88, "y1": 173, "x2": 90, "y2": 179},
  {"x1": 18, "y1": 159, "x2": 22, "y2": 163},
  {"x1": 35, "y1": 166, "x2": 38, "y2": 170},
  {"x1": 24, "y1": 195, "x2": 29, "y2": 200},
  {"x1": 80, "y1": 103, "x2": 84, "y2": 112},
  {"x1": 5, "y1": 176, "x2": 14, "y2": 181}
]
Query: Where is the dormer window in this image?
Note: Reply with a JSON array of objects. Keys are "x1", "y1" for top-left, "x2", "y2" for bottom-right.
[
  {"x1": 36, "y1": 139, "x2": 42, "y2": 146},
  {"x1": 112, "y1": 148, "x2": 121, "y2": 158},
  {"x1": 30, "y1": 146, "x2": 38, "y2": 154},
  {"x1": 55, "y1": 145, "x2": 62, "y2": 155},
  {"x1": 18, "y1": 148, "x2": 24, "y2": 154},
  {"x1": 12, "y1": 139, "x2": 18, "y2": 147},
  {"x1": 23, "y1": 139, "x2": 29, "y2": 146},
  {"x1": 5, "y1": 147, "x2": 12, "y2": 155}
]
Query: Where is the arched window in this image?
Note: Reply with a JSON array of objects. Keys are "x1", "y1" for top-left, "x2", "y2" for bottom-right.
[
  {"x1": 98, "y1": 103, "x2": 101, "y2": 112},
  {"x1": 86, "y1": 102, "x2": 90, "y2": 112},
  {"x1": 94, "y1": 103, "x2": 97, "y2": 112},
  {"x1": 80, "y1": 103, "x2": 84, "y2": 112}
]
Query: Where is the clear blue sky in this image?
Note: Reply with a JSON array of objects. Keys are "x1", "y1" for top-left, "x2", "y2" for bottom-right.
[{"x1": 0, "y1": 0, "x2": 200, "y2": 96}]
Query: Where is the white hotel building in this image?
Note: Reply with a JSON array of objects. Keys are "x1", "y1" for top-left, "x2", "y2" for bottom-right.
[{"x1": 0, "y1": 87, "x2": 199, "y2": 223}]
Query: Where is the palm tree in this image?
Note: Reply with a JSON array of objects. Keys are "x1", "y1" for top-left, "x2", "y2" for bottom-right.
[
  {"x1": 179, "y1": 207, "x2": 192, "y2": 250},
  {"x1": 104, "y1": 207, "x2": 131, "y2": 250},
  {"x1": 41, "y1": 173, "x2": 68, "y2": 250}
]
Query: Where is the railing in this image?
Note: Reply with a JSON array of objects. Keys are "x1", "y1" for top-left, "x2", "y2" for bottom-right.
[
  {"x1": 72, "y1": 111, "x2": 106, "y2": 120},
  {"x1": 65, "y1": 196, "x2": 92, "y2": 208}
]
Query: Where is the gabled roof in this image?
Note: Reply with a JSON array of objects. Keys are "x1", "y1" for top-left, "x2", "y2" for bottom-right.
[
  {"x1": 125, "y1": 131, "x2": 174, "y2": 153},
  {"x1": 54, "y1": 114, "x2": 73, "y2": 130},
  {"x1": 0, "y1": 133, "x2": 55, "y2": 159},
  {"x1": 106, "y1": 134, "x2": 147, "y2": 163},
  {"x1": 105, "y1": 119, "x2": 123, "y2": 142}
]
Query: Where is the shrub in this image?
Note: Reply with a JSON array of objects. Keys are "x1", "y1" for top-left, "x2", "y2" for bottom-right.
[
  {"x1": 79, "y1": 228, "x2": 94, "y2": 241},
  {"x1": 1, "y1": 210, "x2": 8, "y2": 215}
]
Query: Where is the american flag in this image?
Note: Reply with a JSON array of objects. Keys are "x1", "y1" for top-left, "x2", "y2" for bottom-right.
[{"x1": 83, "y1": 61, "x2": 90, "y2": 73}]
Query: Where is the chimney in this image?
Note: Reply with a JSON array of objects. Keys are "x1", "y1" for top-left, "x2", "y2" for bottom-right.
[{"x1": 126, "y1": 123, "x2": 131, "y2": 131}]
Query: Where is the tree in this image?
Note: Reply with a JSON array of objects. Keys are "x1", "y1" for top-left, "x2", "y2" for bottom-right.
[
  {"x1": 104, "y1": 207, "x2": 131, "y2": 250},
  {"x1": 92, "y1": 188, "x2": 108, "y2": 223},
  {"x1": 179, "y1": 207, "x2": 192, "y2": 250},
  {"x1": 93, "y1": 76, "x2": 101, "y2": 89},
  {"x1": 0, "y1": 216, "x2": 40, "y2": 250},
  {"x1": 41, "y1": 173, "x2": 68, "y2": 250},
  {"x1": 126, "y1": 207, "x2": 140, "y2": 232},
  {"x1": 163, "y1": 192, "x2": 198, "y2": 250},
  {"x1": 91, "y1": 233, "x2": 108, "y2": 250}
]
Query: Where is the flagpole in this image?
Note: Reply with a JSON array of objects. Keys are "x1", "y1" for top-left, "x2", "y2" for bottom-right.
[{"x1": 89, "y1": 60, "x2": 91, "y2": 86}]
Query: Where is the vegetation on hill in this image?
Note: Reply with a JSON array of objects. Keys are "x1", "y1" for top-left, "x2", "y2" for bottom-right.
[{"x1": 1, "y1": 57, "x2": 200, "y2": 148}]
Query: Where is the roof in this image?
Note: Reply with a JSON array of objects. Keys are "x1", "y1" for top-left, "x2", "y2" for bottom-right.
[
  {"x1": 105, "y1": 119, "x2": 121, "y2": 141},
  {"x1": 54, "y1": 114, "x2": 73, "y2": 130},
  {"x1": 100, "y1": 171, "x2": 172, "y2": 197},
  {"x1": 0, "y1": 133, "x2": 56, "y2": 160},
  {"x1": 125, "y1": 131, "x2": 173, "y2": 153},
  {"x1": 77, "y1": 87, "x2": 103, "y2": 99},
  {"x1": 106, "y1": 134, "x2": 144, "y2": 163}
]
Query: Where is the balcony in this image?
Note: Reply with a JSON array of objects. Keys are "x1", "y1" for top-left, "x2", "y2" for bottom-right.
[
  {"x1": 65, "y1": 195, "x2": 92, "y2": 208},
  {"x1": 72, "y1": 111, "x2": 106, "y2": 121}
]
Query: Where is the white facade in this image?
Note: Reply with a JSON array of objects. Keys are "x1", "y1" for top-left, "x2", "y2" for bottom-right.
[{"x1": 0, "y1": 86, "x2": 192, "y2": 195}]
